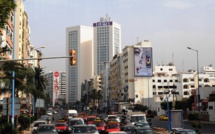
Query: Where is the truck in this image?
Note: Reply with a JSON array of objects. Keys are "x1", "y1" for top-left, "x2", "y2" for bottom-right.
[{"x1": 68, "y1": 109, "x2": 78, "y2": 119}]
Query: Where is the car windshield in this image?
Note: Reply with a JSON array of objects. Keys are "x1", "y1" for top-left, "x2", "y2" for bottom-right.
[
  {"x1": 135, "y1": 123, "x2": 150, "y2": 128},
  {"x1": 124, "y1": 126, "x2": 135, "y2": 131},
  {"x1": 178, "y1": 131, "x2": 196, "y2": 134},
  {"x1": 56, "y1": 123, "x2": 67, "y2": 127},
  {"x1": 131, "y1": 116, "x2": 146, "y2": 122},
  {"x1": 94, "y1": 122, "x2": 105, "y2": 127},
  {"x1": 34, "y1": 122, "x2": 45, "y2": 127},
  {"x1": 69, "y1": 120, "x2": 83, "y2": 126},
  {"x1": 38, "y1": 126, "x2": 56, "y2": 132},
  {"x1": 107, "y1": 124, "x2": 119, "y2": 128},
  {"x1": 72, "y1": 126, "x2": 94, "y2": 133},
  {"x1": 136, "y1": 129, "x2": 154, "y2": 134},
  {"x1": 87, "y1": 118, "x2": 96, "y2": 121}
]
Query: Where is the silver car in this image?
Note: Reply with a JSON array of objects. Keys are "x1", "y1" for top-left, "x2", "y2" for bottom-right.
[
  {"x1": 71, "y1": 124, "x2": 99, "y2": 134},
  {"x1": 36, "y1": 124, "x2": 58, "y2": 134}
]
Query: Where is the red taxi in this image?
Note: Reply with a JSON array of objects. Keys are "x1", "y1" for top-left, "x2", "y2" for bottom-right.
[
  {"x1": 94, "y1": 118, "x2": 106, "y2": 132},
  {"x1": 87, "y1": 115, "x2": 97, "y2": 124},
  {"x1": 55, "y1": 120, "x2": 68, "y2": 133},
  {"x1": 105, "y1": 120, "x2": 120, "y2": 133}
]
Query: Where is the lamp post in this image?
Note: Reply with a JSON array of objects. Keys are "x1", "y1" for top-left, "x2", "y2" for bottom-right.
[{"x1": 187, "y1": 47, "x2": 200, "y2": 112}]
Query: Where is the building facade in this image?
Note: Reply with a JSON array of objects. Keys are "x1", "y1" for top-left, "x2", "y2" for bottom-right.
[
  {"x1": 66, "y1": 25, "x2": 94, "y2": 104},
  {"x1": 45, "y1": 71, "x2": 66, "y2": 106},
  {"x1": 93, "y1": 15, "x2": 121, "y2": 75}
]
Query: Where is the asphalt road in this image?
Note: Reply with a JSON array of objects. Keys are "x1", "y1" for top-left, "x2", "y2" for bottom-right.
[{"x1": 151, "y1": 118, "x2": 215, "y2": 134}]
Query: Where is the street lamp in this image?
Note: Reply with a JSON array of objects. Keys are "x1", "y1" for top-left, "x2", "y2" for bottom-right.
[{"x1": 187, "y1": 47, "x2": 200, "y2": 112}]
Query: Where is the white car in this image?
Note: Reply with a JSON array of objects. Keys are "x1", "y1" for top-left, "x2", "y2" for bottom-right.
[
  {"x1": 104, "y1": 115, "x2": 121, "y2": 123},
  {"x1": 32, "y1": 120, "x2": 46, "y2": 133},
  {"x1": 47, "y1": 111, "x2": 53, "y2": 116}
]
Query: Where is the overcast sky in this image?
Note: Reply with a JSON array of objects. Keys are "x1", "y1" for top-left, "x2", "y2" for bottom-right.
[{"x1": 23, "y1": 0, "x2": 215, "y2": 73}]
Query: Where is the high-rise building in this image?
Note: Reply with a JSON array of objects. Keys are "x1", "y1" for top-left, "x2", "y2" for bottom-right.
[
  {"x1": 93, "y1": 15, "x2": 121, "y2": 75},
  {"x1": 45, "y1": 71, "x2": 66, "y2": 106},
  {"x1": 66, "y1": 25, "x2": 94, "y2": 104}
]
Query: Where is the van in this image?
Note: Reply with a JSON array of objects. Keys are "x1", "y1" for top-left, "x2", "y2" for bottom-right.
[
  {"x1": 130, "y1": 114, "x2": 147, "y2": 125},
  {"x1": 68, "y1": 109, "x2": 78, "y2": 119}
]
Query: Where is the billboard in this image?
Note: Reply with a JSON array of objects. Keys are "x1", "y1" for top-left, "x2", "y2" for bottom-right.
[
  {"x1": 53, "y1": 71, "x2": 60, "y2": 105},
  {"x1": 134, "y1": 47, "x2": 153, "y2": 77}
]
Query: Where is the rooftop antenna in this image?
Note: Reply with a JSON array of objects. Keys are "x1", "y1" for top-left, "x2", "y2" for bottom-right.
[
  {"x1": 182, "y1": 60, "x2": 184, "y2": 72},
  {"x1": 172, "y1": 52, "x2": 174, "y2": 64}
]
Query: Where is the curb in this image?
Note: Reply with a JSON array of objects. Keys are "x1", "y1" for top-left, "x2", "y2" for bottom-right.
[{"x1": 184, "y1": 120, "x2": 215, "y2": 125}]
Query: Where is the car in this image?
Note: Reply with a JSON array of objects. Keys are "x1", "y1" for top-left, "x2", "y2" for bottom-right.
[
  {"x1": 131, "y1": 127, "x2": 154, "y2": 134},
  {"x1": 134, "y1": 122, "x2": 150, "y2": 128},
  {"x1": 105, "y1": 120, "x2": 121, "y2": 133},
  {"x1": 71, "y1": 124, "x2": 99, "y2": 134},
  {"x1": 32, "y1": 120, "x2": 47, "y2": 134},
  {"x1": 37, "y1": 124, "x2": 58, "y2": 134},
  {"x1": 52, "y1": 110, "x2": 57, "y2": 114},
  {"x1": 94, "y1": 118, "x2": 106, "y2": 132},
  {"x1": 171, "y1": 129, "x2": 196, "y2": 134},
  {"x1": 120, "y1": 125, "x2": 135, "y2": 134},
  {"x1": 87, "y1": 116, "x2": 97, "y2": 124},
  {"x1": 47, "y1": 111, "x2": 53, "y2": 116},
  {"x1": 68, "y1": 118, "x2": 84, "y2": 127},
  {"x1": 55, "y1": 123, "x2": 68, "y2": 133},
  {"x1": 159, "y1": 114, "x2": 168, "y2": 121},
  {"x1": 109, "y1": 131, "x2": 128, "y2": 134},
  {"x1": 130, "y1": 114, "x2": 147, "y2": 125},
  {"x1": 105, "y1": 115, "x2": 121, "y2": 123}
]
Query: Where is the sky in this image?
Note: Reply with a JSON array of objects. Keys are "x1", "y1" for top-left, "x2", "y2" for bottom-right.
[{"x1": 23, "y1": 0, "x2": 215, "y2": 73}]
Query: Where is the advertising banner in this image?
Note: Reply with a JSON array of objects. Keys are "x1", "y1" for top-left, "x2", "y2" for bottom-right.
[
  {"x1": 134, "y1": 47, "x2": 153, "y2": 77},
  {"x1": 53, "y1": 71, "x2": 60, "y2": 105}
]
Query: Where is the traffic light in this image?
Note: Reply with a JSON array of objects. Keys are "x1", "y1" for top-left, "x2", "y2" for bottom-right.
[{"x1": 70, "y1": 49, "x2": 76, "y2": 65}]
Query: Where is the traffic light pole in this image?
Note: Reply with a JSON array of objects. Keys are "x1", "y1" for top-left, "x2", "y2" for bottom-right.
[{"x1": 0, "y1": 56, "x2": 73, "y2": 62}]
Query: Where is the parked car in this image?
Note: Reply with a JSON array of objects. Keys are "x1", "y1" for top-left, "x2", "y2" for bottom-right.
[
  {"x1": 47, "y1": 111, "x2": 53, "y2": 116},
  {"x1": 37, "y1": 124, "x2": 58, "y2": 134},
  {"x1": 159, "y1": 114, "x2": 168, "y2": 121},
  {"x1": 171, "y1": 129, "x2": 196, "y2": 134},
  {"x1": 32, "y1": 120, "x2": 46, "y2": 134}
]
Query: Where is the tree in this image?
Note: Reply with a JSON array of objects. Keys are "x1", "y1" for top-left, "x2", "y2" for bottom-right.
[
  {"x1": 0, "y1": 0, "x2": 16, "y2": 29},
  {"x1": 90, "y1": 89, "x2": 102, "y2": 108},
  {"x1": 0, "y1": 61, "x2": 35, "y2": 97},
  {"x1": 33, "y1": 66, "x2": 47, "y2": 102}
]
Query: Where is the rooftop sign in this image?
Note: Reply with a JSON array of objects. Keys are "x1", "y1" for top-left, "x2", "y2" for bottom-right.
[{"x1": 93, "y1": 21, "x2": 112, "y2": 27}]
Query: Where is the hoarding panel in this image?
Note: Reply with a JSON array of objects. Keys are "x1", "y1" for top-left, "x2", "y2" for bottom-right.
[{"x1": 134, "y1": 47, "x2": 153, "y2": 77}]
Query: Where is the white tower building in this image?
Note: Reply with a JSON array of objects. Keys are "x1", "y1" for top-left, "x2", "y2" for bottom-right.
[
  {"x1": 66, "y1": 25, "x2": 94, "y2": 104},
  {"x1": 93, "y1": 15, "x2": 121, "y2": 75}
]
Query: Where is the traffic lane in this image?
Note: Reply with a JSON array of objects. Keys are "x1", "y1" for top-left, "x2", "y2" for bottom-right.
[{"x1": 151, "y1": 118, "x2": 215, "y2": 133}]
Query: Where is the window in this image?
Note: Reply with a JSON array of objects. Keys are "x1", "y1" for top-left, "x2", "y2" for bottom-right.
[
  {"x1": 158, "y1": 80, "x2": 161, "y2": 82},
  {"x1": 183, "y1": 85, "x2": 188, "y2": 89},
  {"x1": 183, "y1": 78, "x2": 188, "y2": 82}
]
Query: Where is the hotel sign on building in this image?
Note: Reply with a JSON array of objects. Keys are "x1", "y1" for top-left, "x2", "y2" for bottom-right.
[{"x1": 93, "y1": 21, "x2": 112, "y2": 27}]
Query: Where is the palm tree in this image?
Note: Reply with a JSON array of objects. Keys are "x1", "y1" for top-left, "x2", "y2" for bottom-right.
[
  {"x1": 90, "y1": 89, "x2": 103, "y2": 109},
  {"x1": 33, "y1": 66, "x2": 47, "y2": 102},
  {"x1": 0, "y1": 61, "x2": 34, "y2": 97}
]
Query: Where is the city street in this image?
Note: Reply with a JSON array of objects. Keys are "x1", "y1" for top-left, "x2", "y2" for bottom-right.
[{"x1": 151, "y1": 118, "x2": 215, "y2": 134}]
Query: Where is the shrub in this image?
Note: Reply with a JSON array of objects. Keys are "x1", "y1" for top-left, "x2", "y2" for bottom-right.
[
  {"x1": 0, "y1": 123, "x2": 17, "y2": 134},
  {"x1": 18, "y1": 115, "x2": 31, "y2": 131}
]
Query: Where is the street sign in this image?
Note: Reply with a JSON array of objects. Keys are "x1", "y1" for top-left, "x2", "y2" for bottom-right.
[
  {"x1": 2, "y1": 97, "x2": 20, "y2": 116},
  {"x1": 36, "y1": 99, "x2": 44, "y2": 107}
]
